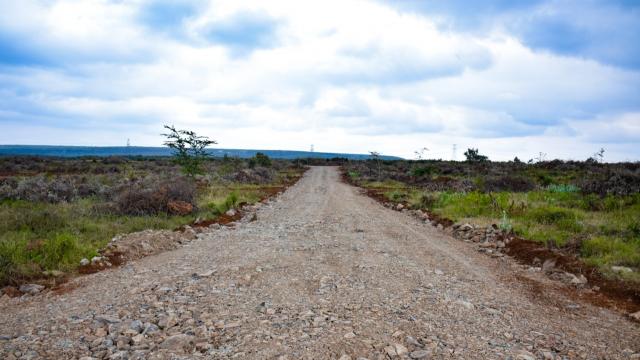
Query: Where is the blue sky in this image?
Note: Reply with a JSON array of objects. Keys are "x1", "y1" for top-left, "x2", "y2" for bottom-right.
[{"x1": 0, "y1": 0, "x2": 639, "y2": 161}]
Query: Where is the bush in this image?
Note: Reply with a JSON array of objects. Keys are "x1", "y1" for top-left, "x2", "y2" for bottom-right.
[
  {"x1": 231, "y1": 167, "x2": 274, "y2": 184},
  {"x1": 529, "y1": 206, "x2": 578, "y2": 225},
  {"x1": 114, "y1": 177, "x2": 196, "y2": 215},
  {"x1": 411, "y1": 166, "x2": 433, "y2": 177},
  {"x1": 387, "y1": 190, "x2": 407, "y2": 202},
  {"x1": 482, "y1": 176, "x2": 536, "y2": 192},
  {"x1": 415, "y1": 192, "x2": 437, "y2": 209},
  {"x1": 5, "y1": 175, "x2": 78, "y2": 203},
  {"x1": 38, "y1": 233, "x2": 83, "y2": 270},
  {"x1": 580, "y1": 169, "x2": 640, "y2": 196},
  {"x1": 546, "y1": 184, "x2": 579, "y2": 193},
  {"x1": 582, "y1": 236, "x2": 640, "y2": 268},
  {"x1": 4, "y1": 206, "x2": 67, "y2": 233},
  {"x1": 464, "y1": 148, "x2": 488, "y2": 162},
  {"x1": 536, "y1": 173, "x2": 554, "y2": 187},
  {"x1": 253, "y1": 152, "x2": 272, "y2": 167}
]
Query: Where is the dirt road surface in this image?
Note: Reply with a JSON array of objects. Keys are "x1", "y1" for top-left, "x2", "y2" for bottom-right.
[{"x1": 1, "y1": 167, "x2": 638, "y2": 359}]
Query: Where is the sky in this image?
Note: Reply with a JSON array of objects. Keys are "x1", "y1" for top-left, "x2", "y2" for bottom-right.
[{"x1": 0, "y1": 0, "x2": 639, "y2": 161}]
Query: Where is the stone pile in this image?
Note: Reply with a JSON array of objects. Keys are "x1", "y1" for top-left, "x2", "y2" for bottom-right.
[{"x1": 451, "y1": 223, "x2": 507, "y2": 258}]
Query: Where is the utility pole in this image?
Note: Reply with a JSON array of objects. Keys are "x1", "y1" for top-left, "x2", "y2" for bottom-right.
[{"x1": 126, "y1": 138, "x2": 131, "y2": 147}]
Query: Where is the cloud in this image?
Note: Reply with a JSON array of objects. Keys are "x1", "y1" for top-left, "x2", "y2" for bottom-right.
[
  {"x1": 511, "y1": 1, "x2": 640, "y2": 69},
  {"x1": 0, "y1": 0, "x2": 639, "y2": 161},
  {"x1": 201, "y1": 11, "x2": 281, "y2": 55},
  {"x1": 383, "y1": 0, "x2": 640, "y2": 70},
  {"x1": 566, "y1": 112, "x2": 640, "y2": 144},
  {"x1": 138, "y1": 0, "x2": 203, "y2": 33}
]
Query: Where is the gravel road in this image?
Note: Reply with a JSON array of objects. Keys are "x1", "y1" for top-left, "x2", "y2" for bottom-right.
[{"x1": 1, "y1": 166, "x2": 638, "y2": 359}]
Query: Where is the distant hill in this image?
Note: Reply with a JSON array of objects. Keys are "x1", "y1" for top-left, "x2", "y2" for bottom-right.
[{"x1": 0, "y1": 145, "x2": 402, "y2": 160}]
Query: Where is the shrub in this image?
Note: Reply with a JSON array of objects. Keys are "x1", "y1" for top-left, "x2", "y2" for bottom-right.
[
  {"x1": 464, "y1": 148, "x2": 488, "y2": 162},
  {"x1": 219, "y1": 192, "x2": 239, "y2": 214},
  {"x1": 580, "y1": 169, "x2": 640, "y2": 196},
  {"x1": 415, "y1": 192, "x2": 437, "y2": 209},
  {"x1": 536, "y1": 173, "x2": 554, "y2": 187},
  {"x1": 482, "y1": 176, "x2": 536, "y2": 192},
  {"x1": 387, "y1": 190, "x2": 407, "y2": 202},
  {"x1": 253, "y1": 152, "x2": 272, "y2": 167},
  {"x1": 205, "y1": 192, "x2": 240, "y2": 215},
  {"x1": 546, "y1": 184, "x2": 579, "y2": 193},
  {"x1": 231, "y1": 168, "x2": 274, "y2": 184},
  {"x1": 114, "y1": 177, "x2": 196, "y2": 215},
  {"x1": 582, "y1": 236, "x2": 640, "y2": 268},
  {"x1": 7, "y1": 175, "x2": 78, "y2": 203},
  {"x1": 5, "y1": 206, "x2": 67, "y2": 233},
  {"x1": 38, "y1": 233, "x2": 83, "y2": 270},
  {"x1": 499, "y1": 210, "x2": 513, "y2": 232},
  {"x1": 529, "y1": 206, "x2": 578, "y2": 225},
  {"x1": 411, "y1": 166, "x2": 433, "y2": 177},
  {"x1": 628, "y1": 221, "x2": 640, "y2": 238},
  {"x1": 348, "y1": 171, "x2": 360, "y2": 179}
]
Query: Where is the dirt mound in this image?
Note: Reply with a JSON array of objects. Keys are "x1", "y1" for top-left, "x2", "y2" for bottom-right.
[{"x1": 100, "y1": 228, "x2": 198, "y2": 263}]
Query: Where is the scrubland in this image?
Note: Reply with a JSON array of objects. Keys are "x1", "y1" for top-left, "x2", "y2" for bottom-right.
[
  {"x1": 344, "y1": 159, "x2": 640, "y2": 281},
  {"x1": 0, "y1": 155, "x2": 304, "y2": 285}
]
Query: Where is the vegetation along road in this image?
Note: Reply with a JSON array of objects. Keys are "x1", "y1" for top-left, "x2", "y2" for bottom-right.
[{"x1": 1, "y1": 167, "x2": 638, "y2": 359}]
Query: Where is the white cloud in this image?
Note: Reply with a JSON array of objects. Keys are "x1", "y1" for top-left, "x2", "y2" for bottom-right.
[{"x1": 0, "y1": 0, "x2": 638, "y2": 161}]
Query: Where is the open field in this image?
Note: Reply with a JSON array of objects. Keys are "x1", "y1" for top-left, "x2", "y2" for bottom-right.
[
  {"x1": 343, "y1": 159, "x2": 640, "y2": 282},
  {"x1": 0, "y1": 155, "x2": 305, "y2": 286}
]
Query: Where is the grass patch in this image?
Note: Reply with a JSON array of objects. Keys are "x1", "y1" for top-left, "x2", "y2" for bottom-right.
[
  {"x1": 359, "y1": 181, "x2": 640, "y2": 279},
  {"x1": 0, "y1": 199, "x2": 193, "y2": 284},
  {"x1": 0, "y1": 165, "x2": 305, "y2": 286}
]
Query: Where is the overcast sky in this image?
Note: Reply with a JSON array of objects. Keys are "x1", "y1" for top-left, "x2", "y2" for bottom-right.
[{"x1": 1, "y1": 0, "x2": 639, "y2": 161}]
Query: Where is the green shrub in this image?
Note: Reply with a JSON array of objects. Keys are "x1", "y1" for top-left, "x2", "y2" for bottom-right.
[
  {"x1": 0, "y1": 239, "x2": 23, "y2": 283},
  {"x1": 411, "y1": 166, "x2": 433, "y2": 177},
  {"x1": 38, "y1": 233, "x2": 85, "y2": 270},
  {"x1": 603, "y1": 195, "x2": 625, "y2": 211},
  {"x1": 414, "y1": 192, "x2": 437, "y2": 209},
  {"x1": 253, "y1": 152, "x2": 272, "y2": 167},
  {"x1": 582, "y1": 236, "x2": 640, "y2": 268},
  {"x1": 386, "y1": 190, "x2": 407, "y2": 202},
  {"x1": 580, "y1": 194, "x2": 604, "y2": 211},
  {"x1": 546, "y1": 184, "x2": 579, "y2": 193},
  {"x1": 536, "y1": 173, "x2": 554, "y2": 186},
  {"x1": 628, "y1": 221, "x2": 640, "y2": 238},
  {"x1": 208, "y1": 192, "x2": 240, "y2": 215},
  {"x1": 529, "y1": 206, "x2": 578, "y2": 225},
  {"x1": 1, "y1": 203, "x2": 67, "y2": 233},
  {"x1": 499, "y1": 210, "x2": 512, "y2": 232}
]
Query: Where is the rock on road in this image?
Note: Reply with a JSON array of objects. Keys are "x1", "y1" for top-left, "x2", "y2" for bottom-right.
[{"x1": 1, "y1": 167, "x2": 638, "y2": 359}]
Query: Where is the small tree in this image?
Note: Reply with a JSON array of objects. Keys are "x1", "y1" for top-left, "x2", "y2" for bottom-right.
[
  {"x1": 254, "y1": 152, "x2": 272, "y2": 167},
  {"x1": 463, "y1": 148, "x2": 488, "y2": 162},
  {"x1": 414, "y1": 147, "x2": 429, "y2": 160},
  {"x1": 369, "y1": 151, "x2": 382, "y2": 179},
  {"x1": 162, "y1": 125, "x2": 216, "y2": 176},
  {"x1": 587, "y1": 148, "x2": 605, "y2": 163}
]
